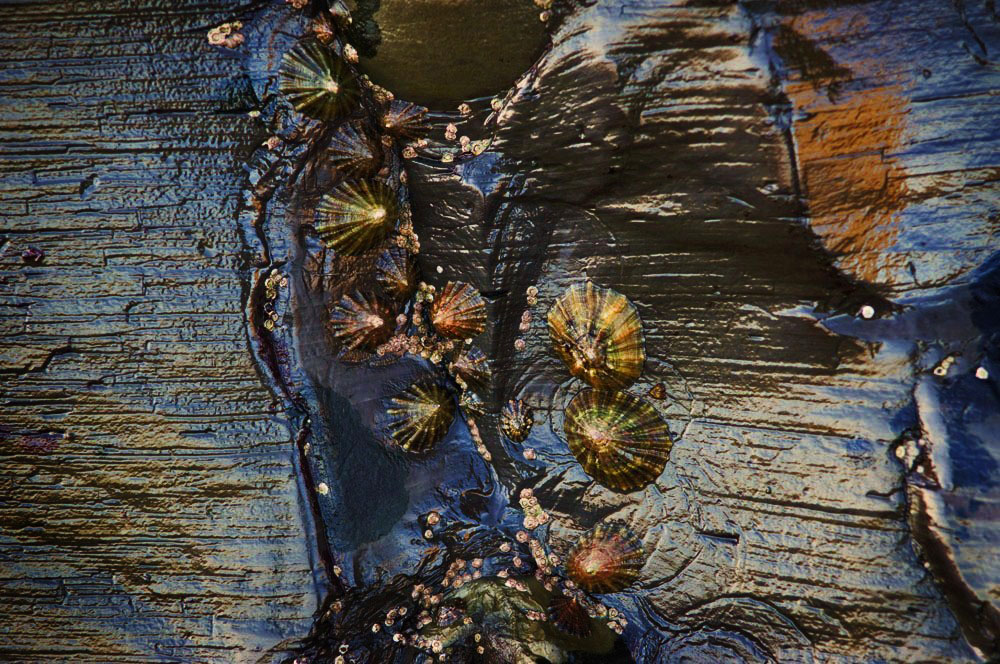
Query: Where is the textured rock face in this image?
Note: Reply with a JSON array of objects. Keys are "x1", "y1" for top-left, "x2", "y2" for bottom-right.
[
  {"x1": 0, "y1": 2, "x2": 319, "y2": 662},
  {"x1": 2, "y1": 1, "x2": 998, "y2": 662}
]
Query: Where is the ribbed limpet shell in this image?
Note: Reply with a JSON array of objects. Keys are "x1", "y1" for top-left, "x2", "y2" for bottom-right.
[
  {"x1": 430, "y1": 281, "x2": 487, "y2": 339},
  {"x1": 566, "y1": 524, "x2": 645, "y2": 593},
  {"x1": 381, "y1": 100, "x2": 428, "y2": 139},
  {"x1": 375, "y1": 246, "x2": 417, "y2": 300},
  {"x1": 279, "y1": 40, "x2": 359, "y2": 120},
  {"x1": 327, "y1": 123, "x2": 380, "y2": 177},
  {"x1": 546, "y1": 595, "x2": 592, "y2": 637},
  {"x1": 385, "y1": 382, "x2": 456, "y2": 453},
  {"x1": 548, "y1": 281, "x2": 645, "y2": 390},
  {"x1": 328, "y1": 292, "x2": 394, "y2": 352},
  {"x1": 563, "y1": 389, "x2": 672, "y2": 492},
  {"x1": 499, "y1": 399, "x2": 534, "y2": 443},
  {"x1": 315, "y1": 180, "x2": 397, "y2": 254},
  {"x1": 449, "y1": 345, "x2": 491, "y2": 393}
]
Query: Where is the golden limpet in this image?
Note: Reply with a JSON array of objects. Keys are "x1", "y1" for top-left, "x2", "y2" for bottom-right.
[{"x1": 547, "y1": 281, "x2": 645, "y2": 390}]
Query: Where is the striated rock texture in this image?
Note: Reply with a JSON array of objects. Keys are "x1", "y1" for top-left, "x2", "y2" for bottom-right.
[
  {"x1": 1, "y1": 0, "x2": 998, "y2": 663},
  {"x1": 0, "y1": 1, "x2": 319, "y2": 662}
]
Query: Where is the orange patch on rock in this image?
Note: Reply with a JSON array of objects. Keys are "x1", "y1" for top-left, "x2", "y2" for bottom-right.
[
  {"x1": 791, "y1": 80, "x2": 910, "y2": 285},
  {"x1": 778, "y1": 10, "x2": 911, "y2": 287}
]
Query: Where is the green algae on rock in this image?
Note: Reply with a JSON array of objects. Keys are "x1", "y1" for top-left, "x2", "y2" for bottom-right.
[{"x1": 350, "y1": 0, "x2": 549, "y2": 109}]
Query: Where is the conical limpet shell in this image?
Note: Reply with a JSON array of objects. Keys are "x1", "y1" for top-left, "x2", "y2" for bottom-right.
[
  {"x1": 315, "y1": 180, "x2": 398, "y2": 254},
  {"x1": 499, "y1": 399, "x2": 533, "y2": 443},
  {"x1": 563, "y1": 389, "x2": 672, "y2": 492},
  {"x1": 566, "y1": 523, "x2": 645, "y2": 593},
  {"x1": 546, "y1": 595, "x2": 592, "y2": 637},
  {"x1": 375, "y1": 246, "x2": 417, "y2": 299},
  {"x1": 328, "y1": 291, "x2": 394, "y2": 352},
  {"x1": 449, "y1": 345, "x2": 491, "y2": 393},
  {"x1": 327, "y1": 123, "x2": 380, "y2": 177},
  {"x1": 279, "y1": 40, "x2": 359, "y2": 120},
  {"x1": 547, "y1": 281, "x2": 645, "y2": 390},
  {"x1": 430, "y1": 281, "x2": 487, "y2": 339},
  {"x1": 386, "y1": 382, "x2": 456, "y2": 453},
  {"x1": 381, "y1": 100, "x2": 428, "y2": 139}
]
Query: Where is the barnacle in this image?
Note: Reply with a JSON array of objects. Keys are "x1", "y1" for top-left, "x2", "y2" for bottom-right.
[
  {"x1": 315, "y1": 180, "x2": 398, "y2": 254},
  {"x1": 563, "y1": 389, "x2": 672, "y2": 492},
  {"x1": 327, "y1": 123, "x2": 380, "y2": 177},
  {"x1": 328, "y1": 292, "x2": 394, "y2": 352},
  {"x1": 647, "y1": 382, "x2": 667, "y2": 400},
  {"x1": 548, "y1": 281, "x2": 645, "y2": 390},
  {"x1": 499, "y1": 399, "x2": 534, "y2": 443},
  {"x1": 375, "y1": 246, "x2": 417, "y2": 299},
  {"x1": 430, "y1": 281, "x2": 487, "y2": 339},
  {"x1": 381, "y1": 100, "x2": 428, "y2": 139},
  {"x1": 566, "y1": 524, "x2": 645, "y2": 594},
  {"x1": 547, "y1": 596, "x2": 592, "y2": 638},
  {"x1": 448, "y1": 345, "x2": 491, "y2": 393},
  {"x1": 386, "y1": 382, "x2": 456, "y2": 453},
  {"x1": 279, "y1": 40, "x2": 358, "y2": 120}
]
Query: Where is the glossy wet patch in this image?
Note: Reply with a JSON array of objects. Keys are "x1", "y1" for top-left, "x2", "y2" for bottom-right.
[{"x1": 353, "y1": 0, "x2": 548, "y2": 108}]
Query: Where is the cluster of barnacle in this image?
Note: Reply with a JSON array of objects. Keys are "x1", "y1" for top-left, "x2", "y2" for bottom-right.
[
  {"x1": 378, "y1": 280, "x2": 491, "y2": 454},
  {"x1": 407, "y1": 511, "x2": 638, "y2": 660},
  {"x1": 260, "y1": 270, "x2": 287, "y2": 331},
  {"x1": 512, "y1": 285, "x2": 541, "y2": 353},
  {"x1": 207, "y1": 21, "x2": 244, "y2": 48}
]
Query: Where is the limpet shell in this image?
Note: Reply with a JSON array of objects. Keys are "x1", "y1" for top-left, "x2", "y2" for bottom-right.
[
  {"x1": 499, "y1": 399, "x2": 534, "y2": 443},
  {"x1": 563, "y1": 389, "x2": 672, "y2": 492},
  {"x1": 328, "y1": 291, "x2": 394, "y2": 352},
  {"x1": 448, "y1": 345, "x2": 491, "y2": 393},
  {"x1": 546, "y1": 596, "x2": 592, "y2": 637},
  {"x1": 386, "y1": 382, "x2": 456, "y2": 453},
  {"x1": 430, "y1": 281, "x2": 487, "y2": 339},
  {"x1": 327, "y1": 123, "x2": 380, "y2": 177},
  {"x1": 381, "y1": 100, "x2": 428, "y2": 139},
  {"x1": 279, "y1": 40, "x2": 358, "y2": 120},
  {"x1": 375, "y1": 247, "x2": 417, "y2": 299},
  {"x1": 566, "y1": 523, "x2": 645, "y2": 593},
  {"x1": 548, "y1": 281, "x2": 645, "y2": 390},
  {"x1": 315, "y1": 180, "x2": 397, "y2": 254}
]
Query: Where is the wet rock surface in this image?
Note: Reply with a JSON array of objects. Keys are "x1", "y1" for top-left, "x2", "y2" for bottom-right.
[{"x1": 2, "y1": 0, "x2": 999, "y2": 662}]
